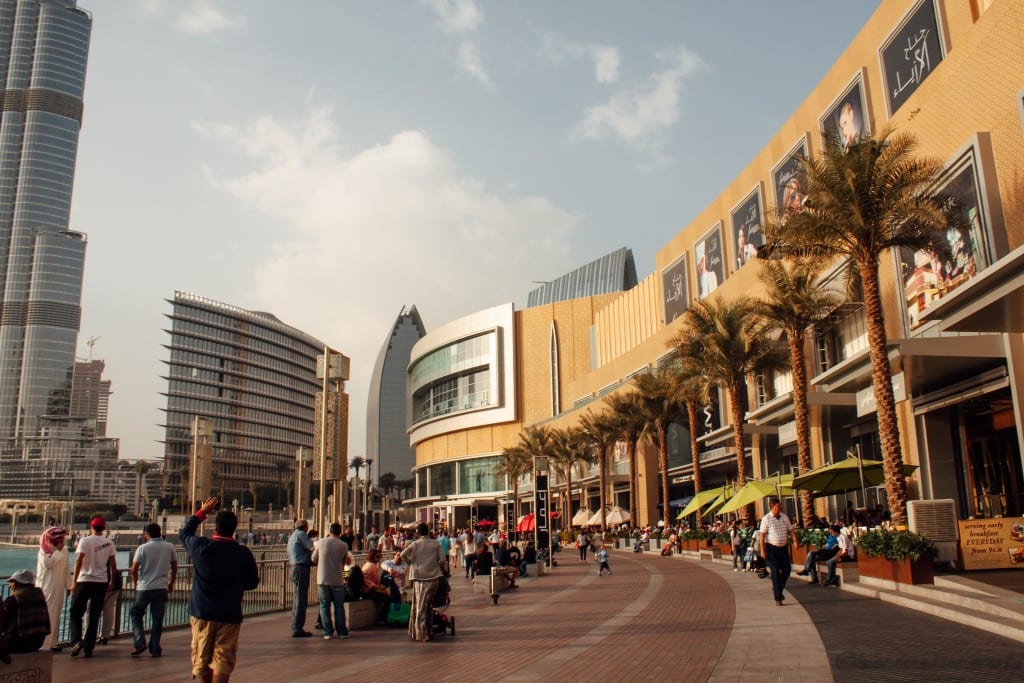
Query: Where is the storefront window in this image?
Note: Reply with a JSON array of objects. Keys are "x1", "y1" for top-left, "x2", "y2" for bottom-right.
[
  {"x1": 430, "y1": 462, "x2": 456, "y2": 497},
  {"x1": 460, "y1": 456, "x2": 500, "y2": 494}
]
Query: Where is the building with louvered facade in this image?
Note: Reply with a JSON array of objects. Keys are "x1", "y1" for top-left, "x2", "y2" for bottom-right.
[
  {"x1": 160, "y1": 292, "x2": 345, "y2": 513},
  {"x1": 526, "y1": 247, "x2": 637, "y2": 307}
]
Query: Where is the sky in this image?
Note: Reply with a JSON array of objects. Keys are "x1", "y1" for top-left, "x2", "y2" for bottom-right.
[{"x1": 71, "y1": 0, "x2": 882, "y2": 464}]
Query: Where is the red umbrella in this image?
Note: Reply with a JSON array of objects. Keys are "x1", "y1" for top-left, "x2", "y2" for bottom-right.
[
  {"x1": 516, "y1": 514, "x2": 535, "y2": 533},
  {"x1": 476, "y1": 520, "x2": 496, "y2": 528}
]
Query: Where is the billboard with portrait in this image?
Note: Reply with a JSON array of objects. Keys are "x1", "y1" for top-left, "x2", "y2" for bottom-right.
[
  {"x1": 694, "y1": 224, "x2": 725, "y2": 300},
  {"x1": 731, "y1": 186, "x2": 763, "y2": 270},
  {"x1": 898, "y1": 149, "x2": 990, "y2": 331},
  {"x1": 821, "y1": 75, "x2": 869, "y2": 149},
  {"x1": 880, "y1": 0, "x2": 944, "y2": 116},
  {"x1": 773, "y1": 138, "x2": 809, "y2": 218},
  {"x1": 661, "y1": 253, "x2": 689, "y2": 325}
]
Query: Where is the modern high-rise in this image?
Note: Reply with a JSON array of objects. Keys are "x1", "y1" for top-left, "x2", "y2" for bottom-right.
[
  {"x1": 0, "y1": 0, "x2": 92, "y2": 458},
  {"x1": 160, "y1": 291, "x2": 346, "y2": 512},
  {"x1": 366, "y1": 305, "x2": 426, "y2": 482}
]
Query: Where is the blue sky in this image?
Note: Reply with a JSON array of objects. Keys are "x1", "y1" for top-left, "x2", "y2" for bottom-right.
[{"x1": 72, "y1": 0, "x2": 881, "y2": 463}]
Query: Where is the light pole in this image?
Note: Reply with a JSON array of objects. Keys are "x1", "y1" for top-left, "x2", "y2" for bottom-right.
[
  {"x1": 534, "y1": 455, "x2": 552, "y2": 571},
  {"x1": 295, "y1": 447, "x2": 311, "y2": 519}
]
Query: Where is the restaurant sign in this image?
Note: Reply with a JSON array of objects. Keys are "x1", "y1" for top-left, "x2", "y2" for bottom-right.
[{"x1": 958, "y1": 517, "x2": 1024, "y2": 570}]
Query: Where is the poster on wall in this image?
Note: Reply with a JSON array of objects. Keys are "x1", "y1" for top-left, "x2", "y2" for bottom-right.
[
  {"x1": 821, "y1": 76, "x2": 869, "y2": 149},
  {"x1": 880, "y1": 0, "x2": 944, "y2": 116},
  {"x1": 695, "y1": 224, "x2": 725, "y2": 300},
  {"x1": 773, "y1": 139, "x2": 809, "y2": 217},
  {"x1": 731, "y1": 186, "x2": 763, "y2": 269},
  {"x1": 958, "y1": 518, "x2": 1024, "y2": 570},
  {"x1": 661, "y1": 253, "x2": 689, "y2": 325},
  {"x1": 898, "y1": 151, "x2": 988, "y2": 330}
]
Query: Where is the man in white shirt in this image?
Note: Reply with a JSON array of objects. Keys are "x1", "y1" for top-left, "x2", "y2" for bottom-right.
[
  {"x1": 312, "y1": 523, "x2": 352, "y2": 640},
  {"x1": 824, "y1": 528, "x2": 855, "y2": 587},
  {"x1": 69, "y1": 516, "x2": 117, "y2": 657},
  {"x1": 758, "y1": 499, "x2": 798, "y2": 606}
]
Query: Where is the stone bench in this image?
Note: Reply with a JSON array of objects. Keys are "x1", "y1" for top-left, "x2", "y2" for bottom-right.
[
  {"x1": 0, "y1": 650, "x2": 53, "y2": 683},
  {"x1": 343, "y1": 598, "x2": 379, "y2": 630},
  {"x1": 699, "y1": 547, "x2": 721, "y2": 561},
  {"x1": 815, "y1": 559, "x2": 858, "y2": 585}
]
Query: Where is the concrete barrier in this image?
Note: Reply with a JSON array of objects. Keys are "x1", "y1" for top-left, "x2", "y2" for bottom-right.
[{"x1": 343, "y1": 599, "x2": 378, "y2": 630}]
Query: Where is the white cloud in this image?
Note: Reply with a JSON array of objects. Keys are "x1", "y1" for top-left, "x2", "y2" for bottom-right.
[
  {"x1": 426, "y1": 0, "x2": 483, "y2": 35},
  {"x1": 540, "y1": 32, "x2": 621, "y2": 84},
  {"x1": 576, "y1": 46, "x2": 703, "y2": 156},
  {"x1": 176, "y1": 0, "x2": 237, "y2": 36},
  {"x1": 457, "y1": 41, "x2": 491, "y2": 85},
  {"x1": 425, "y1": 0, "x2": 490, "y2": 86},
  {"x1": 195, "y1": 106, "x2": 577, "y2": 453}
]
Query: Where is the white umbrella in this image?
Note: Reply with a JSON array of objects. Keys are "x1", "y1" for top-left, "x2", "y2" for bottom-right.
[
  {"x1": 572, "y1": 508, "x2": 594, "y2": 526},
  {"x1": 605, "y1": 506, "x2": 631, "y2": 525}
]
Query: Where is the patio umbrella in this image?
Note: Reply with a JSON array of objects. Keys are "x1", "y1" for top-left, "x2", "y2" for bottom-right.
[
  {"x1": 702, "y1": 487, "x2": 735, "y2": 518},
  {"x1": 605, "y1": 506, "x2": 631, "y2": 525},
  {"x1": 571, "y1": 508, "x2": 594, "y2": 527},
  {"x1": 716, "y1": 479, "x2": 794, "y2": 515},
  {"x1": 676, "y1": 485, "x2": 727, "y2": 519},
  {"x1": 792, "y1": 456, "x2": 919, "y2": 498},
  {"x1": 516, "y1": 514, "x2": 535, "y2": 533}
]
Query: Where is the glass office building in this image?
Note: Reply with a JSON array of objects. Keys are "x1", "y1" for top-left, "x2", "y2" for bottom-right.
[
  {"x1": 0, "y1": 0, "x2": 92, "y2": 456},
  {"x1": 161, "y1": 292, "x2": 330, "y2": 508}
]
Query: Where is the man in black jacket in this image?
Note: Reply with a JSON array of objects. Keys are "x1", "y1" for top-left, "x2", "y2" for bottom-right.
[{"x1": 181, "y1": 498, "x2": 260, "y2": 683}]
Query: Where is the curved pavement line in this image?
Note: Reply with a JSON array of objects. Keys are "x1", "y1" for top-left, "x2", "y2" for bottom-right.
[
  {"x1": 502, "y1": 556, "x2": 665, "y2": 681},
  {"x1": 683, "y1": 558, "x2": 832, "y2": 682}
]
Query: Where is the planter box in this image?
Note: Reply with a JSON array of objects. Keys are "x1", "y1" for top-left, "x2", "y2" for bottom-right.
[
  {"x1": 682, "y1": 539, "x2": 699, "y2": 552},
  {"x1": 858, "y1": 554, "x2": 934, "y2": 585},
  {"x1": 792, "y1": 545, "x2": 809, "y2": 566},
  {"x1": 719, "y1": 543, "x2": 732, "y2": 557}
]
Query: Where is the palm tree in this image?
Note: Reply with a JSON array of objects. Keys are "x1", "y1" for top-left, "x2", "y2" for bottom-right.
[
  {"x1": 752, "y1": 258, "x2": 841, "y2": 526},
  {"x1": 604, "y1": 392, "x2": 645, "y2": 526},
  {"x1": 631, "y1": 368, "x2": 684, "y2": 525},
  {"x1": 496, "y1": 445, "x2": 533, "y2": 529},
  {"x1": 578, "y1": 409, "x2": 620, "y2": 530},
  {"x1": 132, "y1": 460, "x2": 153, "y2": 519},
  {"x1": 673, "y1": 297, "x2": 785, "y2": 525},
  {"x1": 549, "y1": 425, "x2": 593, "y2": 524},
  {"x1": 768, "y1": 129, "x2": 960, "y2": 526}
]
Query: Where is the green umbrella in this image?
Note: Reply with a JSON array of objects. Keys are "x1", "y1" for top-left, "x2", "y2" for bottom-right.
[
  {"x1": 702, "y1": 487, "x2": 736, "y2": 518},
  {"x1": 717, "y1": 478, "x2": 795, "y2": 515},
  {"x1": 792, "y1": 456, "x2": 919, "y2": 497},
  {"x1": 676, "y1": 485, "x2": 727, "y2": 519}
]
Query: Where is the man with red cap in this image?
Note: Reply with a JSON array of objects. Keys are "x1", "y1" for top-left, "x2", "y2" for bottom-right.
[{"x1": 69, "y1": 516, "x2": 116, "y2": 658}]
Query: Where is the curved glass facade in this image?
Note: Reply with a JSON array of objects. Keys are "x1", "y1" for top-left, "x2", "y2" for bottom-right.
[
  {"x1": 409, "y1": 331, "x2": 495, "y2": 424},
  {"x1": 0, "y1": 1, "x2": 91, "y2": 452},
  {"x1": 161, "y1": 291, "x2": 327, "y2": 504}
]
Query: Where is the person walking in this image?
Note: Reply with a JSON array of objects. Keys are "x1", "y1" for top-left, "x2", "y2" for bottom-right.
[
  {"x1": 597, "y1": 544, "x2": 613, "y2": 576},
  {"x1": 97, "y1": 560, "x2": 122, "y2": 645},
  {"x1": 35, "y1": 526, "x2": 69, "y2": 652},
  {"x1": 400, "y1": 522, "x2": 449, "y2": 642},
  {"x1": 759, "y1": 498, "x2": 798, "y2": 606},
  {"x1": 69, "y1": 516, "x2": 116, "y2": 658},
  {"x1": 130, "y1": 522, "x2": 178, "y2": 657},
  {"x1": 312, "y1": 522, "x2": 352, "y2": 640},
  {"x1": 286, "y1": 519, "x2": 314, "y2": 638},
  {"x1": 181, "y1": 497, "x2": 260, "y2": 683},
  {"x1": 577, "y1": 530, "x2": 591, "y2": 562}
]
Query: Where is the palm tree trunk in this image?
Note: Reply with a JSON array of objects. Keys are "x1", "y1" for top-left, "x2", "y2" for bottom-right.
[
  {"x1": 686, "y1": 403, "x2": 702, "y2": 494},
  {"x1": 658, "y1": 424, "x2": 670, "y2": 525},
  {"x1": 729, "y1": 386, "x2": 750, "y2": 525},
  {"x1": 860, "y1": 263, "x2": 908, "y2": 526},
  {"x1": 789, "y1": 328, "x2": 814, "y2": 527},
  {"x1": 628, "y1": 438, "x2": 638, "y2": 528},
  {"x1": 599, "y1": 445, "x2": 608, "y2": 529}
]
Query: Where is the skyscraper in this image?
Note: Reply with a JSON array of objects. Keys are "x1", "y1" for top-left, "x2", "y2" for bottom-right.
[
  {"x1": 366, "y1": 306, "x2": 426, "y2": 482},
  {"x1": 0, "y1": 0, "x2": 92, "y2": 456}
]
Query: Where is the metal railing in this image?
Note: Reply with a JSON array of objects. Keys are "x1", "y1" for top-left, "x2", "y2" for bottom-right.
[{"x1": 1, "y1": 559, "x2": 293, "y2": 646}]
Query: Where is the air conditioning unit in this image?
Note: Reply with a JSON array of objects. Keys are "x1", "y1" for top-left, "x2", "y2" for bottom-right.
[{"x1": 907, "y1": 499, "x2": 959, "y2": 567}]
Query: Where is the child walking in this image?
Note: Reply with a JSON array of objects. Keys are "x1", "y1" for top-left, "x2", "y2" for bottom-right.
[{"x1": 597, "y1": 544, "x2": 613, "y2": 576}]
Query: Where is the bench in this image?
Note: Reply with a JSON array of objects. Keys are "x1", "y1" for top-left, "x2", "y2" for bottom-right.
[
  {"x1": 698, "y1": 547, "x2": 721, "y2": 561},
  {"x1": 343, "y1": 598, "x2": 379, "y2": 630},
  {"x1": 0, "y1": 650, "x2": 53, "y2": 683},
  {"x1": 473, "y1": 570, "x2": 512, "y2": 603},
  {"x1": 816, "y1": 559, "x2": 858, "y2": 585}
]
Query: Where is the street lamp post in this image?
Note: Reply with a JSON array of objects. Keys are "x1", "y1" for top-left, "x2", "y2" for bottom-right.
[
  {"x1": 533, "y1": 455, "x2": 552, "y2": 571},
  {"x1": 295, "y1": 447, "x2": 311, "y2": 519}
]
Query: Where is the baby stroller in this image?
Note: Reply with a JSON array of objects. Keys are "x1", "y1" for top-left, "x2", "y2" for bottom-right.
[{"x1": 431, "y1": 575, "x2": 456, "y2": 637}]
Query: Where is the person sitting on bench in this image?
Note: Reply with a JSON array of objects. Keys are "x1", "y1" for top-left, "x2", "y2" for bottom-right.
[
  {"x1": 824, "y1": 527, "x2": 855, "y2": 587},
  {"x1": 796, "y1": 525, "x2": 840, "y2": 585},
  {"x1": 493, "y1": 541, "x2": 520, "y2": 588},
  {"x1": 519, "y1": 542, "x2": 536, "y2": 576},
  {"x1": 1, "y1": 570, "x2": 50, "y2": 664}
]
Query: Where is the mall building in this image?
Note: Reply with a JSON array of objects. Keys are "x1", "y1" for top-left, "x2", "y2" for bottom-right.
[{"x1": 405, "y1": 0, "x2": 1024, "y2": 529}]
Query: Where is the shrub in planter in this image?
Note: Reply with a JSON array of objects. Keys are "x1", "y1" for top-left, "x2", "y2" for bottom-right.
[
  {"x1": 855, "y1": 529, "x2": 936, "y2": 585},
  {"x1": 796, "y1": 528, "x2": 829, "y2": 549}
]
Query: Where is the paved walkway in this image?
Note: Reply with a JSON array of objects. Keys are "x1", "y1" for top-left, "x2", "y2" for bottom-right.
[{"x1": 49, "y1": 548, "x2": 1023, "y2": 682}]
